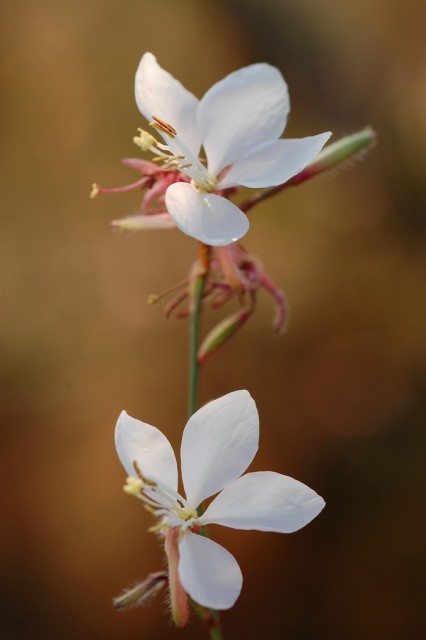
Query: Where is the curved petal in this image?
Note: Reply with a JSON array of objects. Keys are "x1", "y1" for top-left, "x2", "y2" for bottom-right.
[
  {"x1": 111, "y1": 213, "x2": 176, "y2": 231},
  {"x1": 135, "y1": 52, "x2": 201, "y2": 157},
  {"x1": 219, "y1": 132, "x2": 332, "y2": 189},
  {"x1": 200, "y1": 471, "x2": 325, "y2": 533},
  {"x1": 178, "y1": 531, "x2": 242, "y2": 610},
  {"x1": 165, "y1": 183, "x2": 249, "y2": 246},
  {"x1": 181, "y1": 391, "x2": 259, "y2": 507},
  {"x1": 115, "y1": 411, "x2": 178, "y2": 493},
  {"x1": 199, "y1": 63, "x2": 289, "y2": 176}
]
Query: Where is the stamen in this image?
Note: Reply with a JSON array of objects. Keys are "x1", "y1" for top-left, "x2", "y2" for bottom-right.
[
  {"x1": 147, "y1": 278, "x2": 190, "y2": 306},
  {"x1": 133, "y1": 461, "x2": 156, "y2": 486},
  {"x1": 90, "y1": 183, "x2": 100, "y2": 198},
  {"x1": 123, "y1": 476, "x2": 144, "y2": 495},
  {"x1": 133, "y1": 129, "x2": 158, "y2": 152},
  {"x1": 132, "y1": 461, "x2": 187, "y2": 510},
  {"x1": 150, "y1": 116, "x2": 177, "y2": 138},
  {"x1": 90, "y1": 177, "x2": 150, "y2": 197},
  {"x1": 123, "y1": 476, "x2": 166, "y2": 509},
  {"x1": 143, "y1": 504, "x2": 156, "y2": 515},
  {"x1": 132, "y1": 118, "x2": 218, "y2": 191},
  {"x1": 148, "y1": 522, "x2": 169, "y2": 533},
  {"x1": 177, "y1": 507, "x2": 197, "y2": 522}
]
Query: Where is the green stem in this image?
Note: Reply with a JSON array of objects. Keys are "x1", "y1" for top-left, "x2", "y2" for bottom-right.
[
  {"x1": 187, "y1": 244, "x2": 223, "y2": 640},
  {"x1": 190, "y1": 600, "x2": 223, "y2": 640},
  {"x1": 188, "y1": 266, "x2": 206, "y2": 418}
]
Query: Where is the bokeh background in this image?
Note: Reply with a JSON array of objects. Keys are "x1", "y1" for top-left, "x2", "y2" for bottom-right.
[{"x1": 1, "y1": 0, "x2": 425, "y2": 638}]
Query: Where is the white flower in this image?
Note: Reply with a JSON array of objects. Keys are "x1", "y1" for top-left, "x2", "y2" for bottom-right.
[
  {"x1": 133, "y1": 53, "x2": 331, "y2": 246},
  {"x1": 115, "y1": 390, "x2": 325, "y2": 610}
]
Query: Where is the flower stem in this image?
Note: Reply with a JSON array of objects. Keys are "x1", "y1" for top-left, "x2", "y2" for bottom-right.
[
  {"x1": 188, "y1": 243, "x2": 210, "y2": 417},
  {"x1": 190, "y1": 600, "x2": 223, "y2": 640},
  {"x1": 187, "y1": 244, "x2": 223, "y2": 640}
]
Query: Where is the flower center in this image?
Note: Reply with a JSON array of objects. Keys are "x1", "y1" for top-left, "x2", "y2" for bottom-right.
[
  {"x1": 133, "y1": 117, "x2": 217, "y2": 192},
  {"x1": 177, "y1": 506, "x2": 197, "y2": 522},
  {"x1": 123, "y1": 465, "x2": 198, "y2": 532}
]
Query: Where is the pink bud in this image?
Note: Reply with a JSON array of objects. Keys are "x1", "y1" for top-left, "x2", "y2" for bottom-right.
[
  {"x1": 164, "y1": 528, "x2": 189, "y2": 627},
  {"x1": 112, "y1": 571, "x2": 167, "y2": 610}
]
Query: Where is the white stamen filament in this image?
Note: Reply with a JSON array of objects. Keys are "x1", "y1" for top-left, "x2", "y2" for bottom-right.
[
  {"x1": 133, "y1": 119, "x2": 218, "y2": 191},
  {"x1": 149, "y1": 474, "x2": 192, "y2": 510},
  {"x1": 128, "y1": 462, "x2": 195, "y2": 525},
  {"x1": 125, "y1": 473, "x2": 200, "y2": 529}
]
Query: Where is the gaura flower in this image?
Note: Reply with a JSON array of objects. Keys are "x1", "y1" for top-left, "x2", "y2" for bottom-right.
[
  {"x1": 115, "y1": 390, "x2": 324, "y2": 614},
  {"x1": 108, "y1": 53, "x2": 331, "y2": 246}
]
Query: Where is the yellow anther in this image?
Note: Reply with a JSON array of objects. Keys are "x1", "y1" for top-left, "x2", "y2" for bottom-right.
[
  {"x1": 90, "y1": 183, "x2": 100, "y2": 199},
  {"x1": 147, "y1": 294, "x2": 161, "y2": 305},
  {"x1": 133, "y1": 129, "x2": 157, "y2": 151},
  {"x1": 177, "y1": 507, "x2": 197, "y2": 522},
  {"x1": 148, "y1": 522, "x2": 168, "y2": 533},
  {"x1": 144, "y1": 504, "x2": 156, "y2": 515},
  {"x1": 123, "y1": 476, "x2": 144, "y2": 495}
]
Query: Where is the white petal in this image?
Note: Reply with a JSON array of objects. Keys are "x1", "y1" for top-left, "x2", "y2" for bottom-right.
[
  {"x1": 219, "y1": 132, "x2": 332, "y2": 189},
  {"x1": 165, "y1": 183, "x2": 249, "y2": 246},
  {"x1": 135, "y1": 52, "x2": 201, "y2": 157},
  {"x1": 115, "y1": 411, "x2": 178, "y2": 493},
  {"x1": 181, "y1": 391, "x2": 259, "y2": 507},
  {"x1": 199, "y1": 63, "x2": 289, "y2": 176},
  {"x1": 111, "y1": 213, "x2": 176, "y2": 230},
  {"x1": 200, "y1": 471, "x2": 325, "y2": 533},
  {"x1": 178, "y1": 531, "x2": 242, "y2": 610}
]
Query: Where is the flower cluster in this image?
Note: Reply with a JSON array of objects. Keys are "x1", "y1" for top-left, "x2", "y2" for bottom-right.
[
  {"x1": 98, "y1": 51, "x2": 375, "y2": 633},
  {"x1": 116, "y1": 391, "x2": 324, "y2": 622}
]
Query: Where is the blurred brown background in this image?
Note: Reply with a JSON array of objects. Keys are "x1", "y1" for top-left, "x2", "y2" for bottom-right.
[{"x1": 1, "y1": 0, "x2": 425, "y2": 638}]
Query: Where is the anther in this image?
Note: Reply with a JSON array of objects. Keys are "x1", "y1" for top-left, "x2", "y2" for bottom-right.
[
  {"x1": 123, "y1": 476, "x2": 144, "y2": 495},
  {"x1": 148, "y1": 522, "x2": 168, "y2": 533},
  {"x1": 133, "y1": 461, "x2": 157, "y2": 486},
  {"x1": 144, "y1": 504, "x2": 156, "y2": 515},
  {"x1": 150, "y1": 116, "x2": 177, "y2": 138},
  {"x1": 133, "y1": 129, "x2": 158, "y2": 152},
  {"x1": 90, "y1": 183, "x2": 101, "y2": 198},
  {"x1": 148, "y1": 294, "x2": 161, "y2": 305}
]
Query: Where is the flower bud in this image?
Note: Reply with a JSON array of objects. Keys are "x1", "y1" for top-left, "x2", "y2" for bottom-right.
[
  {"x1": 164, "y1": 527, "x2": 188, "y2": 627},
  {"x1": 111, "y1": 213, "x2": 176, "y2": 231},
  {"x1": 198, "y1": 307, "x2": 252, "y2": 363},
  {"x1": 113, "y1": 572, "x2": 167, "y2": 610},
  {"x1": 289, "y1": 127, "x2": 377, "y2": 184}
]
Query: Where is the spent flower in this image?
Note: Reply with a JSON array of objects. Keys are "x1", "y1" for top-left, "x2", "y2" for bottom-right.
[
  {"x1": 115, "y1": 390, "x2": 324, "y2": 616},
  {"x1": 149, "y1": 243, "x2": 287, "y2": 358}
]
